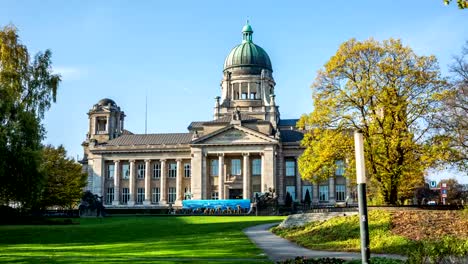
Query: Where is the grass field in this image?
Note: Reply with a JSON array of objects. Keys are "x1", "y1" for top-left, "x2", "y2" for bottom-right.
[
  {"x1": 0, "y1": 216, "x2": 284, "y2": 263},
  {"x1": 272, "y1": 209, "x2": 468, "y2": 261}
]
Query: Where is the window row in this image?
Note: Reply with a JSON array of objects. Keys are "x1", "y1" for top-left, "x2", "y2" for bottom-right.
[
  {"x1": 105, "y1": 187, "x2": 191, "y2": 205},
  {"x1": 285, "y1": 184, "x2": 346, "y2": 202},
  {"x1": 285, "y1": 159, "x2": 345, "y2": 177},
  {"x1": 106, "y1": 163, "x2": 191, "y2": 179},
  {"x1": 210, "y1": 158, "x2": 262, "y2": 176}
]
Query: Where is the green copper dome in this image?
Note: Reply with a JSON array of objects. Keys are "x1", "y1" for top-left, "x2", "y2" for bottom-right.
[{"x1": 223, "y1": 22, "x2": 272, "y2": 72}]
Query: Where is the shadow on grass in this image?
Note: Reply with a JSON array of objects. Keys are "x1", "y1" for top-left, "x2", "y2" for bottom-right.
[{"x1": 0, "y1": 216, "x2": 282, "y2": 263}]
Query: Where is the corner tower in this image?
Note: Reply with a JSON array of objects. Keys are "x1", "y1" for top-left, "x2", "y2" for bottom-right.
[
  {"x1": 214, "y1": 22, "x2": 279, "y2": 128},
  {"x1": 85, "y1": 98, "x2": 125, "y2": 144}
]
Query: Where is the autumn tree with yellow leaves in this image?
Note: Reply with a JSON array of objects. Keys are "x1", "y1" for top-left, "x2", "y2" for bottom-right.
[{"x1": 298, "y1": 39, "x2": 454, "y2": 205}]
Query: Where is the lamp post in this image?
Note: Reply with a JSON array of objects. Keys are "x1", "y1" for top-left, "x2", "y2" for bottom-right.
[{"x1": 354, "y1": 130, "x2": 370, "y2": 263}]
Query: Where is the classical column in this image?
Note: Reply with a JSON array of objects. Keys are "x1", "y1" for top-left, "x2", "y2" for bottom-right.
[
  {"x1": 175, "y1": 159, "x2": 183, "y2": 205},
  {"x1": 143, "y1": 159, "x2": 151, "y2": 205},
  {"x1": 295, "y1": 157, "x2": 302, "y2": 202},
  {"x1": 128, "y1": 160, "x2": 135, "y2": 206},
  {"x1": 159, "y1": 159, "x2": 167, "y2": 204},
  {"x1": 112, "y1": 160, "x2": 120, "y2": 206},
  {"x1": 243, "y1": 153, "x2": 250, "y2": 200},
  {"x1": 313, "y1": 184, "x2": 319, "y2": 205},
  {"x1": 260, "y1": 153, "x2": 266, "y2": 192},
  {"x1": 218, "y1": 154, "x2": 224, "y2": 200},
  {"x1": 329, "y1": 176, "x2": 335, "y2": 203}
]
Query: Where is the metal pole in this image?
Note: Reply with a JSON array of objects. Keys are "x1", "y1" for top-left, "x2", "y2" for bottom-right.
[{"x1": 354, "y1": 130, "x2": 370, "y2": 264}]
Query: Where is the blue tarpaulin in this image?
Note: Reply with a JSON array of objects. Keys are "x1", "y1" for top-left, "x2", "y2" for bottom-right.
[{"x1": 182, "y1": 199, "x2": 251, "y2": 210}]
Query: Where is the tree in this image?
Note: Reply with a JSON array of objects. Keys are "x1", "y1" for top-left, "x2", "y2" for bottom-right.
[
  {"x1": 439, "y1": 178, "x2": 466, "y2": 204},
  {"x1": 0, "y1": 25, "x2": 60, "y2": 209},
  {"x1": 433, "y1": 42, "x2": 468, "y2": 172},
  {"x1": 444, "y1": 0, "x2": 468, "y2": 9},
  {"x1": 39, "y1": 145, "x2": 87, "y2": 209},
  {"x1": 299, "y1": 38, "x2": 451, "y2": 205}
]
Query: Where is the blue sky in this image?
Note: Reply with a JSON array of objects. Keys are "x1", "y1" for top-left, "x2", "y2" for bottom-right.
[{"x1": 1, "y1": 1, "x2": 467, "y2": 183}]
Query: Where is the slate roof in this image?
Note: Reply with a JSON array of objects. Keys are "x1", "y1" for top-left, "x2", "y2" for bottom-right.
[
  {"x1": 279, "y1": 119, "x2": 299, "y2": 127},
  {"x1": 280, "y1": 129, "x2": 304, "y2": 143},
  {"x1": 106, "y1": 133, "x2": 192, "y2": 146}
]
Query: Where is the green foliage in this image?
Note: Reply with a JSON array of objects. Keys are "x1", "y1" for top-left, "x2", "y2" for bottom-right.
[
  {"x1": 0, "y1": 24, "x2": 60, "y2": 209},
  {"x1": 273, "y1": 210, "x2": 412, "y2": 254},
  {"x1": 407, "y1": 236, "x2": 468, "y2": 263},
  {"x1": 300, "y1": 38, "x2": 452, "y2": 205},
  {"x1": 39, "y1": 145, "x2": 87, "y2": 209},
  {"x1": 273, "y1": 209, "x2": 468, "y2": 261},
  {"x1": 0, "y1": 216, "x2": 284, "y2": 263},
  {"x1": 444, "y1": 0, "x2": 468, "y2": 9}
]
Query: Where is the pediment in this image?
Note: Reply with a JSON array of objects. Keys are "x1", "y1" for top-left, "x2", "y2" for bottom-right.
[{"x1": 192, "y1": 125, "x2": 277, "y2": 145}]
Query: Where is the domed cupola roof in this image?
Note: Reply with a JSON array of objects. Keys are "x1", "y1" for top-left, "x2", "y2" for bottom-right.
[
  {"x1": 97, "y1": 98, "x2": 117, "y2": 107},
  {"x1": 223, "y1": 21, "x2": 272, "y2": 73}
]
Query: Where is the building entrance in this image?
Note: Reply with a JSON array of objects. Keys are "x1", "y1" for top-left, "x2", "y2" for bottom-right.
[{"x1": 229, "y1": 189, "x2": 243, "y2": 199}]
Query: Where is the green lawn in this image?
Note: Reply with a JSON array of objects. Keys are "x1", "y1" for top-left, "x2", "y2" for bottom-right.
[
  {"x1": 272, "y1": 210, "x2": 410, "y2": 255},
  {"x1": 0, "y1": 216, "x2": 284, "y2": 263}
]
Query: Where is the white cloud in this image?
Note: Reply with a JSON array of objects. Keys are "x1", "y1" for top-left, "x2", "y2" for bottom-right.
[{"x1": 52, "y1": 66, "x2": 87, "y2": 81}]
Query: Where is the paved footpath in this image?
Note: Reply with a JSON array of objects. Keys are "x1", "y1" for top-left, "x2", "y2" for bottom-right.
[{"x1": 244, "y1": 223, "x2": 407, "y2": 262}]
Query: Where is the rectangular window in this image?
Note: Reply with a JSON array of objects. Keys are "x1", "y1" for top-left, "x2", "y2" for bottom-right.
[
  {"x1": 107, "y1": 164, "x2": 115, "y2": 179},
  {"x1": 336, "y1": 185, "x2": 346, "y2": 201},
  {"x1": 302, "y1": 185, "x2": 312, "y2": 201},
  {"x1": 122, "y1": 163, "x2": 130, "y2": 179},
  {"x1": 152, "y1": 187, "x2": 160, "y2": 203},
  {"x1": 121, "y1": 188, "x2": 130, "y2": 204},
  {"x1": 336, "y1": 160, "x2": 345, "y2": 176},
  {"x1": 286, "y1": 186, "x2": 296, "y2": 201},
  {"x1": 211, "y1": 192, "x2": 219, "y2": 200},
  {"x1": 136, "y1": 188, "x2": 145, "y2": 204},
  {"x1": 105, "y1": 187, "x2": 114, "y2": 205},
  {"x1": 137, "y1": 163, "x2": 145, "y2": 179},
  {"x1": 252, "y1": 159, "x2": 261, "y2": 176},
  {"x1": 96, "y1": 117, "x2": 107, "y2": 132},
  {"x1": 249, "y1": 92, "x2": 256, "y2": 99},
  {"x1": 211, "y1": 159, "x2": 219, "y2": 176},
  {"x1": 153, "y1": 163, "x2": 161, "y2": 179},
  {"x1": 168, "y1": 163, "x2": 177, "y2": 178},
  {"x1": 231, "y1": 159, "x2": 241, "y2": 175},
  {"x1": 168, "y1": 187, "x2": 176, "y2": 203},
  {"x1": 184, "y1": 163, "x2": 191, "y2": 178},
  {"x1": 319, "y1": 186, "x2": 329, "y2": 202},
  {"x1": 241, "y1": 92, "x2": 248, "y2": 99},
  {"x1": 286, "y1": 160, "x2": 296, "y2": 177}
]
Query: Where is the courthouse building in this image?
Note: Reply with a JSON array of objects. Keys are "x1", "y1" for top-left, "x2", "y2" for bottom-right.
[{"x1": 81, "y1": 23, "x2": 351, "y2": 207}]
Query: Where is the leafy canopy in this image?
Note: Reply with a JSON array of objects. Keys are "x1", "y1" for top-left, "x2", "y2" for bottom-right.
[
  {"x1": 299, "y1": 38, "x2": 451, "y2": 205},
  {"x1": 39, "y1": 145, "x2": 87, "y2": 209},
  {"x1": 0, "y1": 24, "x2": 60, "y2": 209}
]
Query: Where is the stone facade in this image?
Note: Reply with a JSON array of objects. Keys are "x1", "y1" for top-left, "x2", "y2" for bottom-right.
[{"x1": 81, "y1": 23, "x2": 353, "y2": 208}]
